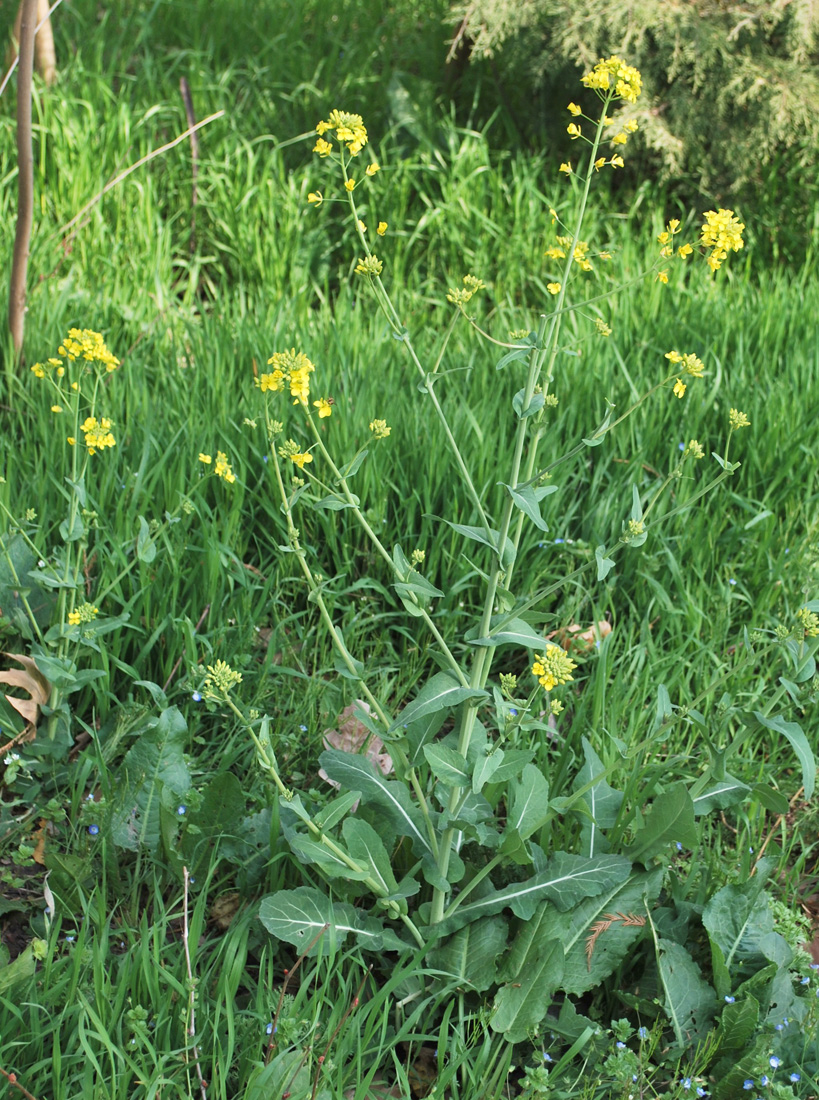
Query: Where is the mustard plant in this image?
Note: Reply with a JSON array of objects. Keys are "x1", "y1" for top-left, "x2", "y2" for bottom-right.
[{"x1": 235, "y1": 65, "x2": 819, "y2": 1087}]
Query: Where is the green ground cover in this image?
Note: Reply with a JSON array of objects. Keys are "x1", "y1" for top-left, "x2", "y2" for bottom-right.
[{"x1": 1, "y1": 3, "x2": 818, "y2": 1098}]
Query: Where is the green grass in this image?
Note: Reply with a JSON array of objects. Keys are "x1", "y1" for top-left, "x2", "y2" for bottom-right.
[{"x1": 1, "y1": 2, "x2": 819, "y2": 1097}]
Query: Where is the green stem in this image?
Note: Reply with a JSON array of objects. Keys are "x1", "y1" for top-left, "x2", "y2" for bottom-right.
[{"x1": 304, "y1": 413, "x2": 468, "y2": 688}]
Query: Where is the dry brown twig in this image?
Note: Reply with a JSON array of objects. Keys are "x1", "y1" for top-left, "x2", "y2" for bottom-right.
[{"x1": 586, "y1": 911, "x2": 646, "y2": 970}]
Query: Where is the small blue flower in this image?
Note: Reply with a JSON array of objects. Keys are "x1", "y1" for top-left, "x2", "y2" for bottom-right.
[
  {"x1": 543, "y1": 1052, "x2": 553, "y2": 1063},
  {"x1": 696, "y1": 1090, "x2": 707, "y2": 1098},
  {"x1": 88, "y1": 824, "x2": 99, "y2": 836},
  {"x1": 65, "y1": 935, "x2": 76, "y2": 942},
  {"x1": 749, "y1": 846, "x2": 754, "y2": 853},
  {"x1": 790, "y1": 1073, "x2": 800, "y2": 1083},
  {"x1": 616, "y1": 1041, "x2": 626, "y2": 1050},
  {"x1": 681, "y1": 1078, "x2": 691, "y2": 1090},
  {"x1": 769, "y1": 1057, "x2": 781, "y2": 1069},
  {"x1": 801, "y1": 976, "x2": 810, "y2": 984},
  {"x1": 265, "y1": 1022, "x2": 274, "y2": 1035},
  {"x1": 554, "y1": 538, "x2": 565, "y2": 544},
  {"x1": 299, "y1": 724, "x2": 308, "y2": 731},
  {"x1": 676, "y1": 841, "x2": 684, "y2": 851},
  {"x1": 192, "y1": 691, "x2": 202, "y2": 702},
  {"x1": 775, "y1": 1022, "x2": 783, "y2": 1030},
  {"x1": 724, "y1": 995, "x2": 735, "y2": 1003},
  {"x1": 509, "y1": 708, "x2": 518, "y2": 716},
  {"x1": 760, "y1": 1075, "x2": 769, "y2": 1086},
  {"x1": 637, "y1": 1026, "x2": 648, "y2": 1039},
  {"x1": 678, "y1": 441, "x2": 685, "y2": 451},
  {"x1": 177, "y1": 805, "x2": 187, "y2": 816},
  {"x1": 743, "y1": 1082, "x2": 754, "y2": 1091},
  {"x1": 811, "y1": 963, "x2": 819, "y2": 969},
  {"x1": 263, "y1": 455, "x2": 269, "y2": 463},
  {"x1": 729, "y1": 578, "x2": 737, "y2": 585}
]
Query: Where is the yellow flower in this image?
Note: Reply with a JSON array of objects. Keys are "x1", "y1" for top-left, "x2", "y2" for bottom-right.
[
  {"x1": 345, "y1": 178, "x2": 355, "y2": 192},
  {"x1": 612, "y1": 131, "x2": 627, "y2": 145},
  {"x1": 31, "y1": 363, "x2": 46, "y2": 378},
  {"x1": 567, "y1": 122, "x2": 582, "y2": 139},
  {"x1": 313, "y1": 397, "x2": 333, "y2": 418},
  {"x1": 259, "y1": 370, "x2": 286, "y2": 393},
  {"x1": 665, "y1": 351, "x2": 683, "y2": 364},
  {"x1": 729, "y1": 409, "x2": 750, "y2": 430},
  {"x1": 678, "y1": 242, "x2": 694, "y2": 257},
  {"x1": 51, "y1": 405, "x2": 63, "y2": 413},
  {"x1": 313, "y1": 137, "x2": 333, "y2": 157},
  {"x1": 559, "y1": 161, "x2": 572, "y2": 174},
  {"x1": 610, "y1": 155, "x2": 625, "y2": 168},
  {"x1": 376, "y1": 221, "x2": 388, "y2": 236},
  {"x1": 199, "y1": 453, "x2": 212, "y2": 464},
  {"x1": 366, "y1": 162, "x2": 380, "y2": 176},
  {"x1": 547, "y1": 283, "x2": 561, "y2": 295},
  {"x1": 369, "y1": 419, "x2": 390, "y2": 439},
  {"x1": 594, "y1": 157, "x2": 606, "y2": 171},
  {"x1": 357, "y1": 220, "x2": 367, "y2": 233},
  {"x1": 567, "y1": 102, "x2": 582, "y2": 116},
  {"x1": 544, "y1": 246, "x2": 565, "y2": 260},
  {"x1": 673, "y1": 378, "x2": 686, "y2": 399},
  {"x1": 624, "y1": 119, "x2": 639, "y2": 132},
  {"x1": 67, "y1": 437, "x2": 76, "y2": 446},
  {"x1": 290, "y1": 452, "x2": 313, "y2": 469},
  {"x1": 657, "y1": 271, "x2": 669, "y2": 284},
  {"x1": 308, "y1": 191, "x2": 323, "y2": 206}
]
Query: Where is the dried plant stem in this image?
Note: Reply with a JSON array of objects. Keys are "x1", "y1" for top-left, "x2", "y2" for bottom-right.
[
  {"x1": 0, "y1": 1067, "x2": 39, "y2": 1100},
  {"x1": 182, "y1": 867, "x2": 208, "y2": 1100},
  {"x1": 55, "y1": 111, "x2": 225, "y2": 240}
]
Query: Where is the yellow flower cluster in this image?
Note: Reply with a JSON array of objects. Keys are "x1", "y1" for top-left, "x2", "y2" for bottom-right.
[
  {"x1": 203, "y1": 659, "x2": 243, "y2": 698},
  {"x1": 260, "y1": 348, "x2": 317, "y2": 405},
  {"x1": 581, "y1": 56, "x2": 642, "y2": 103},
  {"x1": 355, "y1": 255, "x2": 383, "y2": 277},
  {"x1": 80, "y1": 416, "x2": 116, "y2": 455},
  {"x1": 369, "y1": 419, "x2": 391, "y2": 439},
  {"x1": 214, "y1": 451, "x2": 236, "y2": 483},
  {"x1": 446, "y1": 274, "x2": 487, "y2": 306},
  {"x1": 198, "y1": 451, "x2": 236, "y2": 483},
  {"x1": 665, "y1": 351, "x2": 705, "y2": 377},
  {"x1": 278, "y1": 438, "x2": 313, "y2": 468},
  {"x1": 314, "y1": 110, "x2": 368, "y2": 157},
  {"x1": 59, "y1": 329, "x2": 120, "y2": 371},
  {"x1": 700, "y1": 208, "x2": 745, "y2": 271},
  {"x1": 532, "y1": 645, "x2": 577, "y2": 692},
  {"x1": 797, "y1": 607, "x2": 819, "y2": 638},
  {"x1": 729, "y1": 408, "x2": 750, "y2": 430},
  {"x1": 67, "y1": 602, "x2": 99, "y2": 626}
]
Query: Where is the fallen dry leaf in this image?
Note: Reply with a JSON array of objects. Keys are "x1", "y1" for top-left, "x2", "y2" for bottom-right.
[
  {"x1": 548, "y1": 620, "x2": 612, "y2": 653},
  {"x1": 0, "y1": 652, "x2": 52, "y2": 743},
  {"x1": 319, "y1": 701, "x2": 393, "y2": 795}
]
